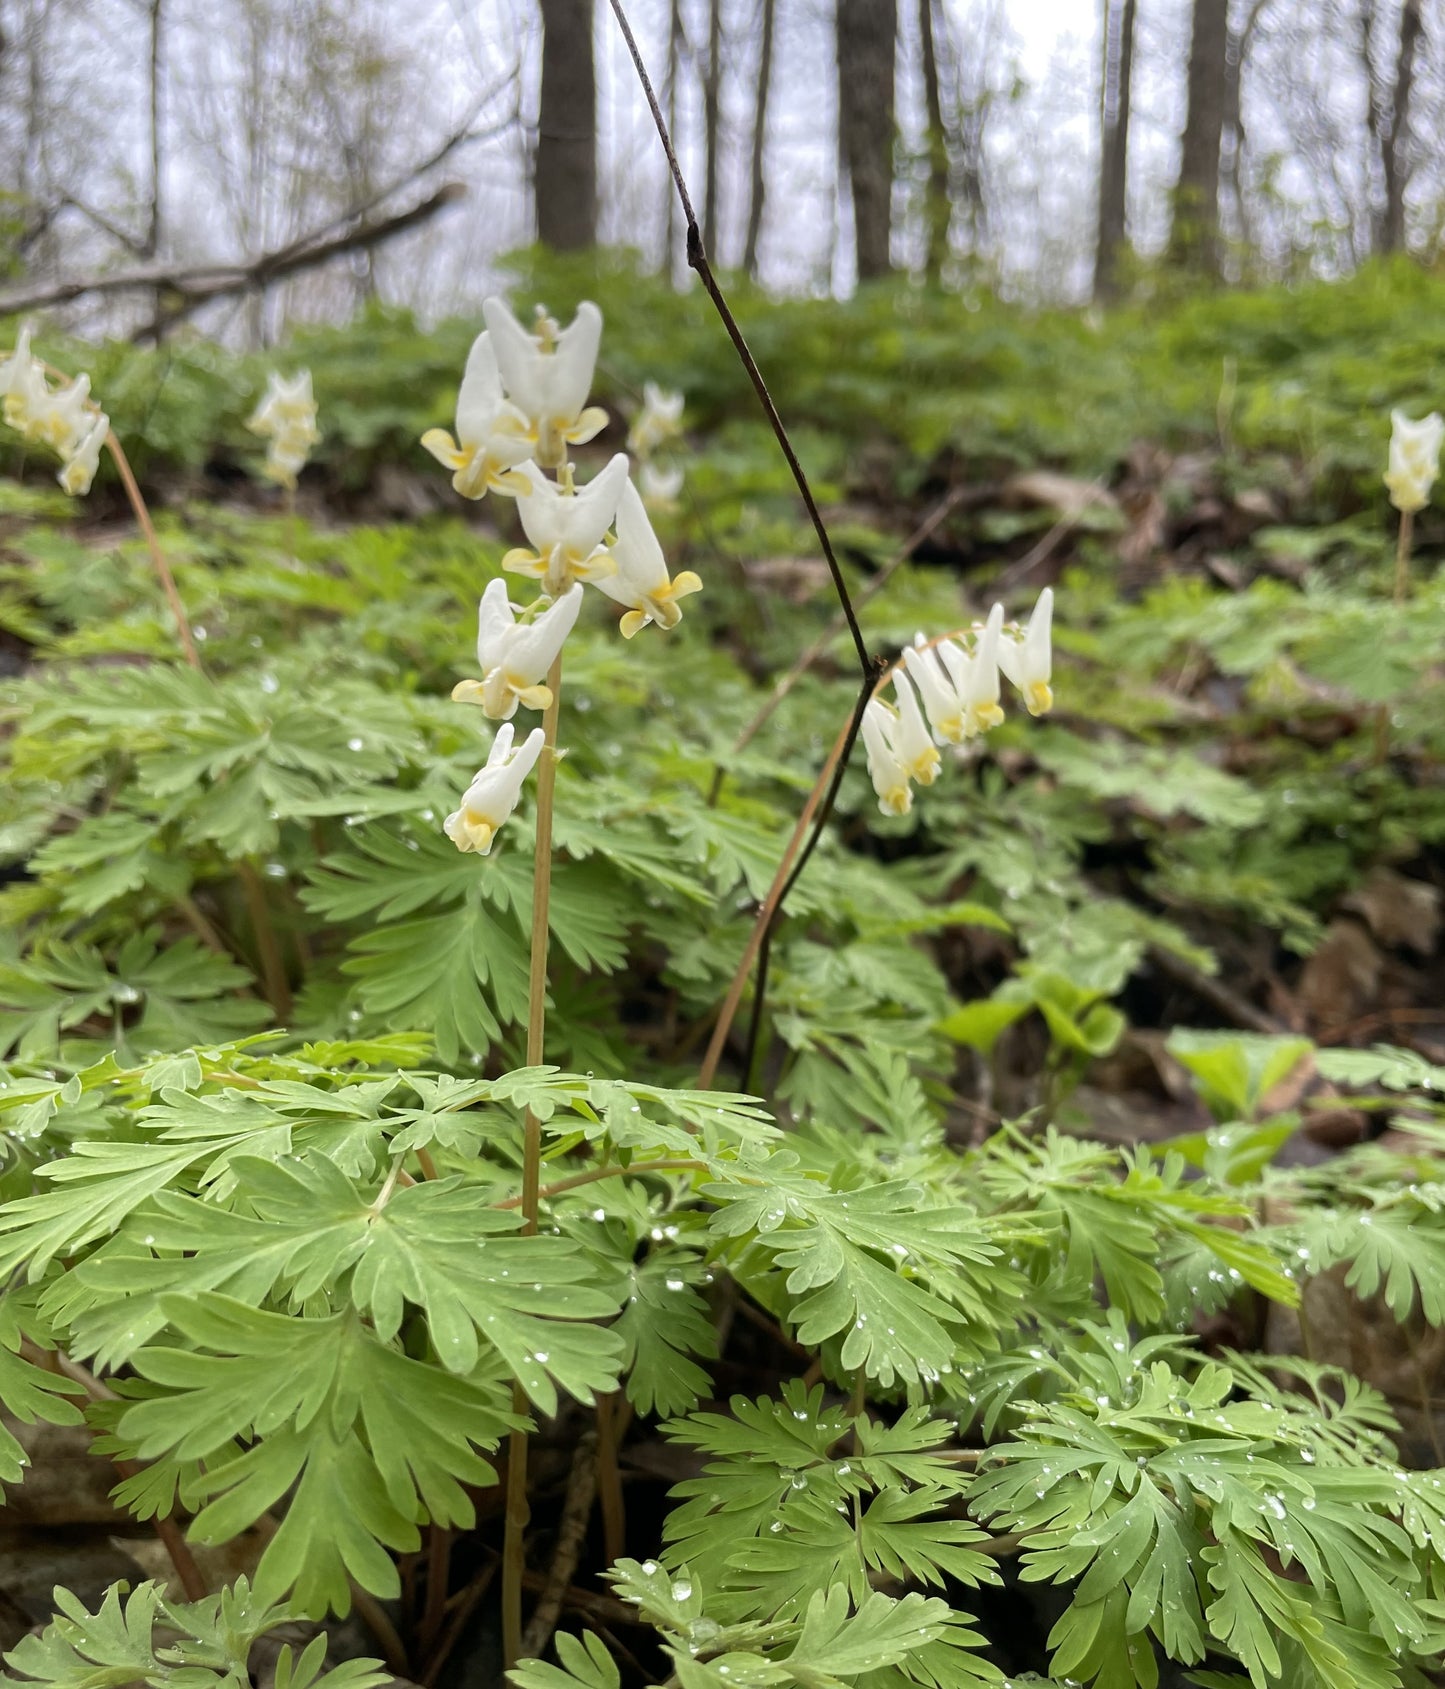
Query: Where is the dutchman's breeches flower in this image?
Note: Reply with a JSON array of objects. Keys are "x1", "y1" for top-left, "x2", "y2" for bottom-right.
[
  {"x1": 482, "y1": 295, "x2": 608, "y2": 469},
  {"x1": 504, "y1": 455, "x2": 629, "y2": 596},
  {"x1": 444, "y1": 722, "x2": 546, "y2": 855},
  {"x1": 628, "y1": 382, "x2": 685, "y2": 459},
  {"x1": 451, "y1": 578, "x2": 583, "y2": 719},
  {"x1": 1385, "y1": 409, "x2": 1444, "y2": 514},
  {"x1": 59, "y1": 415, "x2": 108, "y2": 496},
  {"x1": 595, "y1": 479, "x2": 702, "y2": 636},
  {"x1": 248, "y1": 369, "x2": 321, "y2": 489},
  {"x1": 421, "y1": 331, "x2": 532, "y2": 500},
  {"x1": 862, "y1": 698, "x2": 915, "y2": 817},
  {"x1": 997, "y1": 587, "x2": 1054, "y2": 717},
  {"x1": 890, "y1": 671, "x2": 940, "y2": 784}
]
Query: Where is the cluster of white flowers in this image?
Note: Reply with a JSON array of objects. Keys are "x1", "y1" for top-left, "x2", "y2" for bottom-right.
[
  {"x1": 862, "y1": 588, "x2": 1054, "y2": 817},
  {"x1": 248, "y1": 370, "x2": 320, "y2": 490},
  {"x1": 0, "y1": 328, "x2": 109, "y2": 495},
  {"x1": 428, "y1": 297, "x2": 702, "y2": 856},
  {"x1": 628, "y1": 381, "x2": 686, "y2": 509},
  {"x1": 1385, "y1": 409, "x2": 1444, "y2": 514}
]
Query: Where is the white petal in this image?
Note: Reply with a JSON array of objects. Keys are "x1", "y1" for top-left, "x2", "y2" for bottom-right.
[
  {"x1": 482, "y1": 296, "x2": 540, "y2": 412},
  {"x1": 456, "y1": 332, "x2": 505, "y2": 443},
  {"x1": 550, "y1": 301, "x2": 602, "y2": 421},
  {"x1": 476, "y1": 576, "x2": 516, "y2": 669}
]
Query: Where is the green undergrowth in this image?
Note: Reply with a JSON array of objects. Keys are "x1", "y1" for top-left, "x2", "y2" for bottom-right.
[{"x1": 1, "y1": 264, "x2": 1445, "y2": 1689}]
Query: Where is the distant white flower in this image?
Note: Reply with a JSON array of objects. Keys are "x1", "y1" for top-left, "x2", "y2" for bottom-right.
[
  {"x1": 903, "y1": 603, "x2": 1007, "y2": 743},
  {"x1": 628, "y1": 382, "x2": 684, "y2": 458},
  {"x1": 421, "y1": 331, "x2": 532, "y2": 500},
  {"x1": 861, "y1": 698, "x2": 914, "y2": 817},
  {"x1": 0, "y1": 329, "x2": 45, "y2": 436},
  {"x1": 1385, "y1": 409, "x2": 1444, "y2": 514},
  {"x1": 903, "y1": 639, "x2": 968, "y2": 744},
  {"x1": 594, "y1": 479, "x2": 702, "y2": 637},
  {"x1": 451, "y1": 578, "x2": 583, "y2": 718},
  {"x1": 28, "y1": 372, "x2": 95, "y2": 457},
  {"x1": 483, "y1": 295, "x2": 607, "y2": 469},
  {"x1": 444, "y1": 722, "x2": 546, "y2": 855},
  {"x1": 639, "y1": 460, "x2": 685, "y2": 509},
  {"x1": 248, "y1": 369, "x2": 320, "y2": 489},
  {"x1": 997, "y1": 589, "x2": 1054, "y2": 717},
  {"x1": 58, "y1": 412, "x2": 109, "y2": 496},
  {"x1": 504, "y1": 454, "x2": 629, "y2": 596}
]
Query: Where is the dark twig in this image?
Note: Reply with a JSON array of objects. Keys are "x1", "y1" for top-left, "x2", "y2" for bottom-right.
[
  {"x1": 606, "y1": 0, "x2": 871, "y2": 682},
  {"x1": 520, "y1": 1431, "x2": 600, "y2": 1662}
]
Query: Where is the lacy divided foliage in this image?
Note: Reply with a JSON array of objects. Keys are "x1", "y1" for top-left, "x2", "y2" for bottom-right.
[
  {"x1": 3, "y1": 267, "x2": 1445, "y2": 1689},
  {"x1": 2, "y1": 1033, "x2": 1445, "y2": 1689}
]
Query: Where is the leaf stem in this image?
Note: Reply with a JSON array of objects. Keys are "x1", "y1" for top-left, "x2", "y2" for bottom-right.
[
  {"x1": 1394, "y1": 506, "x2": 1414, "y2": 605},
  {"x1": 238, "y1": 860, "x2": 293, "y2": 1022},
  {"x1": 503, "y1": 650, "x2": 563, "y2": 1671},
  {"x1": 105, "y1": 430, "x2": 200, "y2": 669},
  {"x1": 494, "y1": 1157, "x2": 706, "y2": 1212}
]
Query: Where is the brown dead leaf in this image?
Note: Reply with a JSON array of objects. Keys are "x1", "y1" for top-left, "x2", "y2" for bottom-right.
[
  {"x1": 1343, "y1": 867, "x2": 1441, "y2": 956},
  {"x1": 1296, "y1": 917, "x2": 1383, "y2": 1031}
]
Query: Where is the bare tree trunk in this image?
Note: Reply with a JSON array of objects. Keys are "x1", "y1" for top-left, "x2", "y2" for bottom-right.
[
  {"x1": 1169, "y1": 0, "x2": 1228, "y2": 274},
  {"x1": 1093, "y1": 0, "x2": 1137, "y2": 299},
  {"x1": 742, "y1": 0, "x2": 775, "y2": 277},
  {"x1": 536, "y1": 0, "x2": 597, "y2": 250},
  {"x1": 918, "y1": 0, "x2": 949, "y2": 280},
  {"x1": 1382, "y1": 0, "x2": 1422, "y2": 253},
  {"x1": 146, "y1": 0, "x2": 163, "y2": 259},
  {"x1": 703, "y1": 0, "x2": 722, "y2": 254},
  {"x1": 838, "y1": 0, "x2": 898, "y2": 282}
]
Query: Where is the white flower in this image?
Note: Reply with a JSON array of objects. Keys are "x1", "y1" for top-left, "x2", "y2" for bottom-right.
[
  {"x1": 504, "y1": 453, "x2": 629, "y2": 596},
  {"x1": 483, "y1": 295, "x2": 607, "y2": 469},
  {"x1": 996, "y1": 588, "x2": 1054, "y2": 717},
  {"x1": 443, "y1": 722, "x2": 546, "y2": 855},
  {"x1": 421, "y1": 331, "x2": 532, "y2": 500},
  {"x1": 249, "y1": 369, "x2": 320, "y2": 489},
  {"x1": 451, "y1": 578, "x2": 583, "y2": 718},
  {"x1": 903, "y1": 603, "x2": 1007, "y2": 742},
  {"x1": 1385, "y1": 409, "x2": 1444, "y2": 513},
  {"x1": 0, "y1": 329, "x2": 44, "y2": 433},
  {"x1": 249, "y1": 370, "x2": 318, "y2": 438},
  {"x1": 58, "y1": 412, "x2": 109, "y2": 496},
  {"x1": 639, "y1": 460, "x2": 685, "y2": 508},
  {"x1": 594, "y1": 478, "x2": 702, "y2": 637},
  {"x1": 861, "y1": 698, "x2": 914, "y2": 817},
  {"x1": 28, "y1": 372, "x2": 95, "y2": 457},
  {"x1": 903, "y1": 638, "x2": 968, "y2": 744},
  {"x1": 628, "y1": 382, "x2": 684, "y2": 458},
  {"x1": 889, "y1": 671, "x2": 941, "y2": 784}
]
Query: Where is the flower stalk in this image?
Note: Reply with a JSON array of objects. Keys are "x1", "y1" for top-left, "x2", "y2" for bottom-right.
[
  {"x1": 502, "y1": 650, "x2": 563, "y2": 1669},
  {"x1": 105, "y1": 432, "x2": 200, "y2": 670}
]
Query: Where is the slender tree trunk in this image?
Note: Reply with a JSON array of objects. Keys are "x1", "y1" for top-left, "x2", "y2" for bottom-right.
[
  {"x1": 703, "y1": 0, "x2": 722, "y2": 255},
  {"x1": 1093, "y1": 0, "x2": 1137, "y2": 300},
  {"x1": 837, "y1": 0, "x2": 898, "y2": 282},
  {"x1": 536, "y1": 0, "x2": 597, "y2": 250},
  {"x1": 147, "y1": 0, "x2": 166, "y2": 334},
  {"x1": 742, "y1": 0, "x2": 776, "y2": 277},
  {"x1": 1382, "y1": 0, "x2": 1422, "y2": 254},
  {"x1": 918, "y1": 0, "x2": 949, "y2": 280},
  {"x1": 1169, "y1": 0, "x2": 1228, "y2": 275}
]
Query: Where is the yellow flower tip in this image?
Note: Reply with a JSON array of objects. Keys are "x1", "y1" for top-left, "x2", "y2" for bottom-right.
[
  {"x1": 501, "y1": 547, "x2": 544, "y2": 577},
  {"x1": 494, "y1": 467, "x2": 530, "y2": 497},
  {"x1": 514, "y1": 682, "x2": 554, "y2": 710},
  {"x1": 973, "y1": 703, "x2": 1006, "y2": 733},
  {"x1": 451, "y1": 678, "x2": 486, "y2": 705},
  {"x1": 619, "y1": 609, "x2": 649, "y2": 639},
  {"x1": 671, "y1": 570, "x2": 704, "y2": 600},
  {"x1": 1027, "y1": 682, "x2": 1054, "y2": 716},
  {"x1": 880, "y1": 786, "x2": 913, "y2": 817},
  {"x1": 576, "y1": 549, "x2": 618, "y2": 582},
  {"x1": 568, "y1": 405, "x2": 609, "y2": 447},
  {"x1": 421, "y1": 427, "x2": 461, "y2": 469},
  {"x1": 911, "y1": 749, "x2": 942, "y2": 786}
]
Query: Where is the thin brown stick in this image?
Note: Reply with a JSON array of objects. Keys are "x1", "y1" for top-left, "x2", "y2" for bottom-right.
[
  {"x1": 174, "y1": 891, "x2": 227, "y2": 954},
  {"x1": 106, "y1": 431, "x2": 199, "y2": 668},
  {"x1": 520, "y1": 1431, "x2": 600, "y2": 1661},
  {"x1": 494, "y1": 1157, "x2": 705, "y2": 1212},
  {"x1": 606, "y1": 0, "x2": 871, "y2": 681},
  {"x1": 697, "y1": 706, "x2": 856, "y2": 1089},
  {"x1": 420, "y1": 1561, "x2": 499, "y2": 1688},
  {"x1": 504, "y1": 651, "x2": 564, "y2": 1671},
  {"x1": 594, "y1": 1394, "x2": 626, "y2": 1568},
  {"x1": 238, "y1": 861, "x2": 293, "y2": 1021},
  {"x1": 419, "y1": 1525, "x2": 452, "y2": 1660}
]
